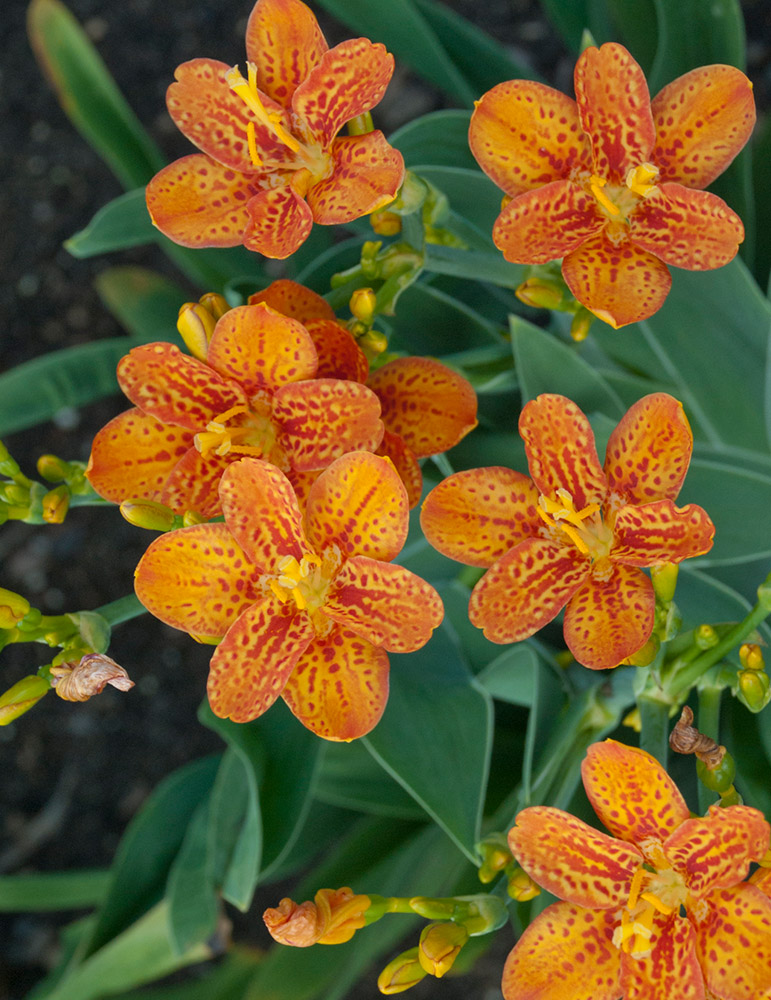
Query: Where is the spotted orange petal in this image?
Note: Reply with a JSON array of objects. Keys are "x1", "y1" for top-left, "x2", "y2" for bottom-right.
[
  {"x1": 305, "y1": 451, "x2": 408, "y2": 562},
  {"x1": 166, "y1": 59, "x2": 289, "y2": 172},
  {"x1": 292, "y1": 39, "x2": 394, "y2": 147},
  {"x1": 245, "y1": 0, "x2": 328, "y2": 108},
  {"x1": 367, "y1": 357, "x2": 477, "y2": 458},
  {"x1": 248, "y1": 279, "x2": 336, "y2": 323},
  {"x1": 206, "y1": 302, "x2": 318, "y2": 395},
  {"x1": 159, "y1": 447, "x2": 232, "y2": 519},
  {"x1": 509, "y1": 806, "x2": 641, "y2": 908},
  {"x1": 562, "y1": 230, "x2": 672, "y2": 329},
  {"x1": 86, "y1": 408, "x2": 193, "y2": 504},
  {"x1": 273, "y1": 379, "x2": 383, "y2": 472},
  {"x1": 563, "y1": 563, "x2": 655, "y2": 669},
  {"x1": 243, "y1": 180, "x2": 314, "y2": 259},
  {"x1": 519, "y1": 394, "x2": 607, "y2": 510},
  {"x1": 619, "y1": 911, "x2": 703, "y2": 1000},
  {"x1": 581, "y1": 740, "x2": 691, "y2": 848},
  {"x1": 376, "y1": 430, "x2": 422, "y2": 509},
  {"x1": 611, "y1": 500, "x2": 714, "y2": 566},
  {"x1": 281, "y1": 627, "x2": 389, "y2": 741},
  {"x1": 468, "y1": 80, "x2": 591, "y2": 198},
  {"x1": 146, "y1": 154, "x2": 255, "y2": 248},
  {"x1": 207, "y1": 598, "x2": 315, "y2": 723},
  {"x1": 604, "y1": 393, "x2": 693, "y2": 504},
  {"x1": 118, "y1": 343, "x2": 245, "y2": 431},
  {"x1": 692, "y1": 884, "x2": 771, "y2": 1000},
  {"x1": 651, "y1": 64, "x2": 756, "y2": 189},
  {"x1": 492, "y1": 181, "x2": 604, "y2": 264},
  {"x1": 574, "y1": 43, "x2": 654, "y2": 180},
  {"x1": 303, "y1": 319, "x2": 369, "y2": 381},
  {"x1": 749, "y1": 865, "x2": 771, "y2": 897},
  {"x1": 469, "y1": 537, "x2": 589, "y2": 643},
  {"x1": 420, "y1": 467, "x2": 544, "y2": 568},
  {"x1": 501, "y1": 902, "x2": 621, "y2": 1000},
  {"x1": 134, "y1": 523, "x2": 257, "y2": 637},
  {"x1": 664, "y1": 805, "x2": 770, "y2": 896},
  {"x1": 323, "y1": 557, "x2": 443, "y2": 652},
  {"x1": 219, "y1": 457, "x2": 307, "y2": 570},
  {"x1": 306, "y1": 132, "x2": 404, "y2": 224}
]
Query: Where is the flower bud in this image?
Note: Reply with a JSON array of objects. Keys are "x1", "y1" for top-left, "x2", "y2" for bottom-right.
[
  {"x1": 37, "y1": 454, "x2": 72, "y2": 482},
  {"x1": 622, "y1": 708, "x2": 642, "y2": 732},
  {"x1": 49, "y1": 653, "x2": 134, "y2": 702},
  {"x1": 651, "y1": 562, "x2": 679, "y2": 603},
  {"x1": 739, "y1": 643, "x2": 765, "y2": 671},
  {"x1": 515, "y1": 277, "x2": 566, "y2": 312},
  {"x1": 264, "y1": 887, "x2": 370, "y2": 947},
  {"x1": 622, "y1": 633, "x2": 660, "y2": 666},
  {"x1": 507, "y1": 867, "x2": 541, "y2": 902},
  {"x1": 695, "y1": 624, "x2": 719, "y2": 650},
  {"x1": 377, "y1": 948, "x2": 427, "y2": 994},
  {"x1": 476, "y1": 833, "x2": 512, "y2": 884},
  {"x1": 569, "y1": 307, "x2": 594, "y2": 342},
  {"x1": 42, "y1": 485, "x2": 70, "y2": 524},
  {"x1": 738, "y1": 668, "x2": 771, "y2": 712},
  {"x1": 357, "y1": 329, "x2": 388, "y2": 362},
  {"x1": 0, "y1": 588, "x2": 31, "y2": 630},
  {"x1": 0, "y1": 675, "x2": 50, "y2": 724},
  {"x1": 350, "y1": 287, "x2": 377, "y2": 326},
  {"x1": 120, "y1": 499, "x2": 178, "y2": 532},
  {"x1": 370, "y1": 210, "x2": 401, "y2": 236},
  {"x1": 418, "y1": 922, "x2": 468, "y2": 978},
  {"x1": 198, "y1": 292, "x2": 230, "y2": 320},
  {"x1": 177, "y1": 302, "x2": 217, "y2": 361}
]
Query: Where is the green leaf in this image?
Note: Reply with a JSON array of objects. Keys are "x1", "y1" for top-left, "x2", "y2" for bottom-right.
[
  {"x1": 66, "y1": 189, "x2": 156, "y2": 257},
  {"x1": 477, "y1": 644, "x2": 540, "y2": 706},
  {"x1": 388, "y1": 281, "x2": 504, "y2": 355},
  {"x1": 390, "y1": 110, "x2": 476, "y2": 170},
  {"x1": 0, "y1": 870, "x2": 110, "y2": 912},
  {"x1": 208, "y1": 747, "x2": 261, "y2": 911},
  {"x1": 315, "y1": 743, "x2": 426, "y2": 819},
  {"x1": 364, "y1": 626, "x2": 493, "y2": 862},
  {"x1": 415, "y1": 165, "x2": 502, "y2": 236},
  {"x1": 27, "y1": 0, "x2": 163, "y2": 190},
  {"x1": 423, "y1": 244, "x2": 525, "y2": 289},
  {"x1": 604, "y1": 0, "x2": 658, "y2": 74},
  {"x1": 648, "y1": 0, "x2": 745, "y2": 91},
  {"x1": 677, "y1": 565, "x2": 758, "y2": 630},
  {"x1": 96, "y1": 267, "x2": 188, "y2": 341},
  {"x1": 166, "y1": 803, "x2": 218, "y2": 955},
  {"x1": 539, "y1": 0, "x2": 590, "y2": 51}
]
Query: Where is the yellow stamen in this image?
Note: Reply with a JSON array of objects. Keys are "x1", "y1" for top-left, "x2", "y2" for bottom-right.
[
  {"x1": 625, "y1": 162, "x2": 659, "y2": 198},
  {"x1": 226, "y1": 63, "x2": 301, "y2": 155},
  {"x1": 627, "y1": 867, "x2": 645, "y2": 911},
  {"x1": 589, "y1": 174, "x2": 620, "y2": 215},
  {"x1": 246, "y1": 122, "x2": 262, "y2": 168},
  {"x1": 269, "y1": 579, "x2": 289, "y2": 603},
  {"x1": 292, "y1": 587, "x2": 307, "y2": 611},
  {"x1": 639, "y1": 891, "x2": 674, "y2": 916}
]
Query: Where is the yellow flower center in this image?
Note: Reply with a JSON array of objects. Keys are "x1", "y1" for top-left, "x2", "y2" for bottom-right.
[
  {"x1": 536, "y1": 488, "x2": 614, "y2": 562},
  {"x1": 586, "y1": 161, "x2": 660, "y2": 226},
  {"x1": 193, "y1": 400, "x2": 286, "y2": 467},
  {"x1": 613, "y1": 865, "x2": 688, "y2": 960},
  {"x1": 263, "y1": 546, "x2": 344, "y2": 635}
]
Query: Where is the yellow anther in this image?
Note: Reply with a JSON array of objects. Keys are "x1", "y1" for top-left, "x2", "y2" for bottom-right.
[
  {"x1": 226, "y1": 63, "x2": 301, "y2": 154},
  {"x1": 246, "y1": 122, "x2": 262, "y2": 168},
  {"x1": 627, "y1": 867, "x2": 645, "y2": 911},
  {"x1": 625, "y1": 162, "x2": 659, "y2": 197},
  {"x1": 640, "y1": 891, "x2": 673, "y2": 916},
  {"x1": 292, "y1": 587, "x2": 307, "y2": 611},
  {"x1": 268, "y1": 579, "x2": 289, "y2": 603},
  {"x1": 589, "y1": 174, "x2": 621, "y2": 215}
]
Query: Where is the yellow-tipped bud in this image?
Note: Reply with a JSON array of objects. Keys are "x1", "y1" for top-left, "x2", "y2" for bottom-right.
[
  {"x1": 0, "y1": 588, "x2": 31, "y2": 630},
  {"x1": 42, "y1": 485, "x2": 70, "y2": 524},
  {"x1": 695, "y1": 623, "x2": 719, "y2": 650},
  {"x1": 507, "y1": 867, "x2": 541, "y2": 902},
  {"x1": 740, "y1": 643, "x2": 765, "y2": 671},
  {"x1": 739, "y1": 668, "x2": 770, "y2": 711},
  {"x1": 622, "y1": 707, "x2": 642, "y2": 732},
  {"x1": 198, "y1": 292, "x2": 230, "y2": 320},
  {"x1": 515, "y1": 277, "x2": 566, "y2": 312},
  {"x1": 37, "y1": 454, "x2": 72, "y2": 482},
  {"x1": 0, "y1": 675, "x2": 50, "y2": 725},
  {"x1": 182, "y1": 509, "x2": 206, "y2": 527},
  {"x1": 377, "y1": 948, "x2": 427, "y2": 994},
  {"x1": 357, "y1": 329, "x2": 388, "y2": 362},
  {"x1": 370, "y1": 210, "x2": 402, "y2": 236},
  {"x1": 622, "y1": 633, "x2": 660, "y2": 667},
  {"x1": 476, "y1": 834, "x2": 512, "y2": 884},
  {"x1": 350, "y1": 287, "x2": 377, "y2": 325},
  {"x1": 418, "y1": 922, "x2": 468, "y2": 978},
  {"x1": 120, "y1": 498, "x2": 178, "y2": 532},
  {"x1": 177, "y1": 302, "x2": 218, "y2": 361},
  {"x1": 347, "y1": 111, "x2": 374, "y2": 136},
  {"x1": 651, "y1": 562, "x2": 679, "y2": 603},
  {"x1": 570, "y1": 307, "x2": 594, "y2": 342}
]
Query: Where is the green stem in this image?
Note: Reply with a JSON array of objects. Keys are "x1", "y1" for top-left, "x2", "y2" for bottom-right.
[
  {"x1": 94, "y1": 595, "x2": 146, "y2": 627},
  {"x1": 637, "y1": 693, "x2": 670, "y2": 765},
  {"x1": 697, "y1": 686, "x2": 723, "y2": 814}
]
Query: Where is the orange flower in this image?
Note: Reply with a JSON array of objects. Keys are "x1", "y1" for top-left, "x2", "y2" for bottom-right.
[
  {"x1": 134, "y1": 452, "x2": 444, "y2": 739},
  {"x1": 469, "y1": 43, "x2": 755, "y2": 327},
  {"x1": 86, "y1": 301, "x2": 383, "y2": 518},
  {"x1": 421, "y1": 393, "x2": 714, "y2": 669},
  {"x1": 264, "y1": 887, "x2": 371, "y2": 946},
  {"x1": 145, "y1": 0, "x2": 404, "y2": 259},
  {"x1": 502, "y1": 740, "x2": 771, "y2": 1000}
]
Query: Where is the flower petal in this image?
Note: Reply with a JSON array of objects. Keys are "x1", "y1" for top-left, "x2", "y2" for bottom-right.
[
  {"x1": 509, "y1": 806, "x2": 641, "y2": 908},
  {"x1": 245, "y1": 0, "x2": 328, "y2": 107},
  {"x1": 306, "y1": 132, "x2": 404, "y2": 224},
  {"x1": 303, "y1": 319, "x2": 369, "y2": 381},
  {"x1": 519, "y1": 394, "x2": 607, "y2": 509},
  {"x1": 86, "y1": 408, "x2": 193, "y2": 503},
  {"x1": 305, "y1": 452, "x2": 408, "y2": 562},
  {"x1": 134, "y1": 523, "x2": 257, "y2": 637},
  {"x1": 581, "y1": 740, "x2": 691, "y2": 848},
  {"x1": 367, "y1": 357, "x2": 478, "y2": 457},
  {"x1": 501, "y1": 902, "x2": 621, "y2": 1000},
  {"x1": 630, "y1": 183, "x2": 744, "y2": 270},
  {"x1": 420, "y1": 467, "x2": 544, "y2": 568},
  {"x1": 281, "y1": 627, "x2": 389, "y2": 740},
  {"x1": 691, "y1": 884, "x2": 771, "y2": 1000},
  {"x1": 166, "y1": 58, "x2": 288, "y2": 172},
  {"x1": 651, "y1": 64, "x2": 756, "y2": 189},
  {"x1": 563, "y1": 563, "x2": 655, "y2": 669},
  {"x1": 323, "y1": 557, "x2": 443, "y2": 652},
  {"x1": 243, "y1": 181, "x2": 314, "y2": 259},
  {"x1": 562, "y1": 231, "x2": 672, "y2": 328},
  {"x1": 159, "y1": 447, "x2": 232, "y2": 519},
  {"x1": 218, "y1": 457, "x2": 307, "y2": 571},
  {"x1": 574, "y1": 43, "x2": 654, "y2": 179},
  {"x1": 611, "y1": 500, "x2": 714, "y2": 566},
  {"x1": 248, "y1": 279, "x2": 336, "y2": 323},
  {"x1": 377, "y1": 430, "x2": 423, "y2": 509},
  {"x1": 118, "y1": 343, "x2": 245, "y2": 430},
  {"x1": 273, "y1": 379, "x2": 383, "y2": 472},
  {"x1": 620, "y1": 911, "x2": 704, "y2": 1000},
  {"x1": 664, "y1": 805, "x2": 770, "y2": 896},
  {"x1": 604, "y1": 393, "x2": 693, "y2": 504},
  {"x1": 292, "y1": 39, "x2": 394, "y2": 147},
  {"x1": 146, "y1": 154, "x2": 255, "y2": 248},
  {"x1": 492, "y1": 181, "x2": 604, "y2": 264},
  {"x1": 469, "y1": 537, "x2": 589, "y2": 643},
  {"x1": 207, "y1": 598, "x2": 315, "y2": 723},
  {"x1": 206, "y1": 302, "x2": 318, "y2": 395},
  {"x1": 468, "y1": 80, "x2": 591, "y2": 197}
]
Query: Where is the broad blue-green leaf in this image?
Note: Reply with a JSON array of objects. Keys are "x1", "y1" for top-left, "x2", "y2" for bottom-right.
[
  {"x1": 648, "y1": 0, "x2": 745, "y2": 90},
  {"x1": 166, "y1": 803, "x2": 218, "y2": 955},
  {"x1": 604, "y1": 0, "x2": 658, "y2": 73},
  {"x1": 0, "y1": 871, "x2": 110, "y2": 912},
  {"x1": 208, "y1": 747, "x2": 261, "y2": 911},
  {"x1": 423, "y1": 244, "x2": 525, "y2": 288},
  {"x1": 364, "y1": 626, "x2": 493, "y2": 862},
  {"x1": 390, "y1": 110, "x2": 476, "y2": 170},
  {"x1": 315, "y1": 743, "x2": 426, "y2": 819},
  {"x1": 539, "y1": 0, "x2": 590, "y2": 51},
  {"x1": 388, "y1": 281, "x2": 504, "y2": 354},
  {"x1": 478, "y1": 644, "x2": 540, "y2": 706},
  {"x1": 95, "y1": 267, "x2": 188, "y2": 341},
  {"x1": 677, "y1": 565, "x2": 763, "y2": 632},
  {"x1": 66, "y1": 189, "x2": 156, "y2": 256},
  {"x1": 415, "y1": 165, "x2": 502, "y2": 236}
]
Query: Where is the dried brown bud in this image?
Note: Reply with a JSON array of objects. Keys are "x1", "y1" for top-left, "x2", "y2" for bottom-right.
[
  {"x1": 49, "y1": 653, "x2": 134, "y2": 702},
  {"x1": 264, "y1": 887, "x2": 370, "y2": 947},
  {"x1": 669, "y1": 705, "x2": 725, "y2": 770}
]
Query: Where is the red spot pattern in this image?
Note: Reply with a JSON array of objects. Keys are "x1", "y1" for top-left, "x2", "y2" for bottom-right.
[
  {"x1": 245, "y1": 0, "x2": 327, "y2": 107},
  {"x1": 306, "y1": 132, "x2": 404, "y2": 224},
  {"x1": 691, "y1": 885, "x2": 771, "y2": 999}
]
